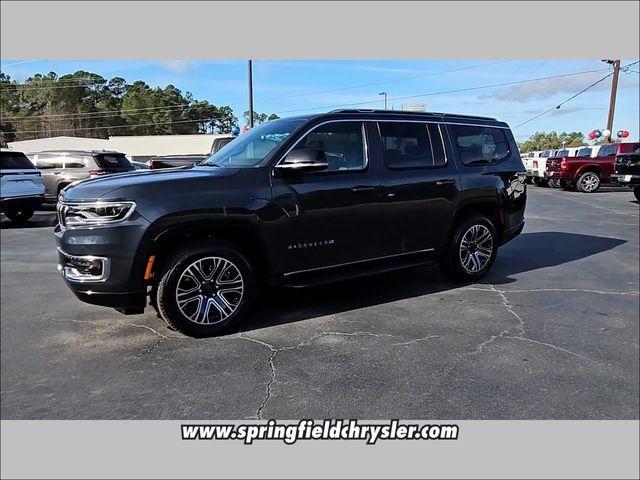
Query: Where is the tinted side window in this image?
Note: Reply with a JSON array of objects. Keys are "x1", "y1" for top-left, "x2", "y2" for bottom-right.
[
  {"x1": 597, "y1": 145, "x2": 617, "y2": 157},
  {"x1": 35, "y1": 155, "x2": 64, "y2": 169},
  {"x1": 378, "y1": 122, "x2": 446, "y2": 169},
  {"x1": 64, "y1": 156, "x2": 88, "y2": 168},
  {"x1": 450, "y1": 125, "x2": 510, "y2": 166},
  {"x1": 0, "y1": 152, "x2": 35, "y2": 169},
  {"x1": 293, "y1": 121, "x2": 366, "y2": 172}
]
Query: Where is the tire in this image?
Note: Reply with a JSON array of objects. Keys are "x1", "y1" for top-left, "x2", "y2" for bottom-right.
[
  {"x1": 533, "y1": 177, "x2": 547, "y2": 187},
  {"x1": 634, "y1": 186, "x2": 640, "y2": 202},
  {"x1": 576, "y1": 171, "x2": 601, "y2": 193},
  {"x1": 548, "y1": 179, "x2": 562, "y2": 188},
  {"x1": 525, "y1": 177, "x2": 533, "y2": 185},
  {"x1": 155, "y1": 241, "x2": 256, "y2": 337},
  {"x1": 560, "y1": 180, "x2": 575, "y2": 191},
  {"x1": 439, "y1": 215, "x2": 498, "y2": 282},
  {"x1": 5, "y1": 206, "x2": 35, "y2": 224}
]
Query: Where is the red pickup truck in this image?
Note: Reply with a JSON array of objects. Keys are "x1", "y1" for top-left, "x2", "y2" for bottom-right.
[{"x1": 545, "y1": 142, "x2": 640, "y2": 193}]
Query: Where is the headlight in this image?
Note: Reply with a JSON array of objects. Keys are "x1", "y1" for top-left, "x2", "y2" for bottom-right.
[{"x1": 57, "y1": 201, "x2": 137, "y2": 228}]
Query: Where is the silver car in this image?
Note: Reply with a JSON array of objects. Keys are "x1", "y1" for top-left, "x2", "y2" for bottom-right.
[{"x1": 27, "y1": 150, "x2": 135, "y2": 202}]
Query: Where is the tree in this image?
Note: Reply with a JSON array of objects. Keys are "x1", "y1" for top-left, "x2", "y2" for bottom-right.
[
  {"x1": 0, "y1": 69, "x2": 246, "y2": 141},
  {"x1": 518, "y1": 131, "x2": 585, "y2": 152},
  {"x1": 243, "y1": 110, "x2": 280, "y2": 126}
]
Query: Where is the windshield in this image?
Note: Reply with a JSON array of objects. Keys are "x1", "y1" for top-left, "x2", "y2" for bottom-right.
[{"x1": 202, "y1": 118, "x2": 305, "y2": 168}]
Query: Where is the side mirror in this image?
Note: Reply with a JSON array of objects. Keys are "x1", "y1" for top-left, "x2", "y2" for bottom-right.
[{"x1": 275, "y1": 149, "x2": 328, "y2": 174}]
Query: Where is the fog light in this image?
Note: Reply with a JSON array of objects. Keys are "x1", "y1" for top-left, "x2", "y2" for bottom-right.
[{"x1": 58, "y1": 249, "x2": 110, "y2": 282}]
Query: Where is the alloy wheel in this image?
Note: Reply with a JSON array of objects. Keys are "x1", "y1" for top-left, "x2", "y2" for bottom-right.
[
  {"x1": 459, "y1": 224, "x2": 494, "y2": 273},
  {"x1": 175, "y1": 256, "x2": 244, "y2": 324},
  {"x1": 581, "y1": 173, "x2": 599, "y2": 192}
]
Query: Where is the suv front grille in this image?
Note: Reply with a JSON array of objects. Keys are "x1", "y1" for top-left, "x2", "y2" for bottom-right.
[{"x1": 56, "y1": 203, "x2": 69, "y2": 228}]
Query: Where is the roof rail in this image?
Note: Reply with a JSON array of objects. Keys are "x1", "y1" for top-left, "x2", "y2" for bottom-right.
[{"x1": 328, "y1": 108, "x2": 497, "y2": 121}]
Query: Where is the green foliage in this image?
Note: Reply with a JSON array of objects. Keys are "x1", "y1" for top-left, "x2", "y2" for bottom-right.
[
  {"x1": 243, "y1": 110, "x2": 280, "y2": 126},
  {"x1": 518, "y1": 131, "x2": 585, "y2": 153},
  {"x1": 0, "y1": 70, "x2": 244, "y2": 146}
]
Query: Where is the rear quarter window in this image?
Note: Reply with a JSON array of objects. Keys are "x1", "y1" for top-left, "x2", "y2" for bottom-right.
[
  {"x1": 449, "y1": 125, "x2": 510, "y2": 166},
  {"x1": 0, "y1": 152, "x2": 36, "y2": 169},
  {"x1": 34, "y1": 154, "x2": 64, "y2": 170}
]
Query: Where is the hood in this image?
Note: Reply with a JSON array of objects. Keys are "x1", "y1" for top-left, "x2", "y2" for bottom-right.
[{"x1": 60, "y1": 166, "x2": 240, "y2": 202}]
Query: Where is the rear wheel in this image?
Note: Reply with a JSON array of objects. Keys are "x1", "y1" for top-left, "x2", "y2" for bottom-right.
[
  {"x1": 560, "y1": 180, "x2": 575, "y2": 191},
  {"x1": 5, "y1": 206, "x2": 34, "y2": 224},
  {"x1": 439, "y1": 215, "x2": 498, "y2": 282},
  {"x1": 548, "y1": 179, "x2": 562, "y2": 188},
  {"x1": 156, "y1": 241, "x2": 256, "y2": 337},
  {"x1": 634, "y1": 186, "x2": 640, "y2": 202},
  {"x1": 576, "y1": 171, "x2": 600, "y2": 193}
]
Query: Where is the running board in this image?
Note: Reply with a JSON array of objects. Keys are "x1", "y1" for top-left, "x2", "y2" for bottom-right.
[{"x1": 281, "y1": 250, "x2": 436, "y2": 288}]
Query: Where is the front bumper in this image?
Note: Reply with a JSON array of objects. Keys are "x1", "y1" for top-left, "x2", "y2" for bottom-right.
[
  {"x1": 55, "y1": 218, "x2": 150, "y2": 313},
  {"x1": 610, "y1": 173, "x2": 640, "y2": 185},
  {"x1": 0, "y1": 194, "x2": 45, "y2": 211}
]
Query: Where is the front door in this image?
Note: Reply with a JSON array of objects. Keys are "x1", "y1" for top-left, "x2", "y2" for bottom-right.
[{"x1": 270, "y1": 121, "x2": 383, "y2": 274}]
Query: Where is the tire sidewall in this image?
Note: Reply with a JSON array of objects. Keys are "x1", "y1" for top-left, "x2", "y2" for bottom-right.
[
  {"x1": 157, "y1": 243, "x2": 256, "y2": 337},
  {"x1": 446, "y1": 216, "x2": 498, "y2": 281},
  {"x1": 6, "y1": 206, "x2": 34, "y2": 223},
  {"x1": 577, "y1": 172, "x2": 600, "y2": 193}
]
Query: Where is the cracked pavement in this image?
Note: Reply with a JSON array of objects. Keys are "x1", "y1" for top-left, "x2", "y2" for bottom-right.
[{"x1": 1, "y1": 187, "x2": 638, "y2": 419}]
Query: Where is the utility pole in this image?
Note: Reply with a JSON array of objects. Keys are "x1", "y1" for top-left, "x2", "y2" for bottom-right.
[
  {"x1": 248, "y1": 60, "x2": 254, "y2": 129},
  {"x1": 379, "y1": 92, "x2": 387, "y2": 110},
  {"x1": 603, "y1": 59, "x2": 620, "y2": 143}
]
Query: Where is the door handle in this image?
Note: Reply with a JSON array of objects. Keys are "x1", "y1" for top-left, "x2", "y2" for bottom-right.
[
  {"x1": 350, "y1": 185, "x2": 375, "y2": 192},
  {"x1": 435, "y1": 179, "x2": 456, "y2": 186}
]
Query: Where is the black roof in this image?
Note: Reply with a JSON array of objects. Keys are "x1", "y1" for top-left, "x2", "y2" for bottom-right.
[{"x1": 327, "y1": 108, "x2": 498, "y2": 121}]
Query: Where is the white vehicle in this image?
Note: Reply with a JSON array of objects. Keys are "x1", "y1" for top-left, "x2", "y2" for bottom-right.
[
  {"x1": 0, "y1": 150, "x2": 45, "y2": 223},
  {"x1": 521, "y1": 151, "x2": 540, "y2": 183},
  {"x1": 530, "y1": 149, "x2": 561, "y2": 186}
]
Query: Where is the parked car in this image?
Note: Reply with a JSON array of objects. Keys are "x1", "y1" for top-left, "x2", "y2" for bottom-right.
[
  {"x1": 521, "y1": 151, "x2": 540, "y2": 183},
  {"x1": 0, "y1": 150, "x2": 45, "y2": 223},
  {"x1": 149, "y1": 134, "x2": 237, "y2": 170},
  {"x1": 55, "y1": 109, "x2": 527, "y2": 337},
  {"x1": 545, "y1": 142, "x2": 640, "y2": 193},
  {"x1": 27, "y1": 150, "x2": 135, "y2": 202},
  {"x1": 611, "y1": 145, "x2": 640, "y2": 201},
  {"x1": 530, "y1": 149, "x2": 559, "y2": 186}
]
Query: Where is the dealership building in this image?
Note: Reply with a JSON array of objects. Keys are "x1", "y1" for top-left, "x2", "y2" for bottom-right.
[{"x1": 7, "y1": 134, "x2": 227, "y2": 163}]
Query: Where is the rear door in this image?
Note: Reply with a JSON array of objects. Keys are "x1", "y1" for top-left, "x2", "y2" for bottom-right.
[
  {"x1": 0, "y1": 152, "x2": 44, "y2": 199},
  {"x1": 32, "y1": 153, "x2": 65, "y2": 198},
  {"x1": 373, "y1": 120, "x2": 460, "y2": 255}
]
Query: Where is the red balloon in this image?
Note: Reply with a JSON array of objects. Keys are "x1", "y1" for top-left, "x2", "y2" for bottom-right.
[
  {"x1": 588, "y1": 131, "x2": 597, "y2": 140},
  {"x1": 620, "y1": 130, "x2": 629, "y2": 138}
]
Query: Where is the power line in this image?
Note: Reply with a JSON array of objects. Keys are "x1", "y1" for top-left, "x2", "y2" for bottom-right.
[
  {"x1": 273, "y1": 67, "x2": 611, "y2": 115},
  {"x1": 260, "y1": 61, "x2": 512, "y2": 103},
  {"x1": 11, "y1": 117, "x2": 220, "y2": 135},
  {"x1": 513, "y1": 72, "x2": 614, "y2": 129},
  {"x1": 2, "y1": 103, "x2": 192, "y2": 121}
]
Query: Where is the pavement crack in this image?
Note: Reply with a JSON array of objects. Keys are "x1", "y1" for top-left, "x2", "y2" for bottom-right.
[
  {"x1": 392, "y1": 335, "x2": 439, "y2": 347},
  {"x1": 490, "y1": 285, "x2": 526, "y2": 337},
  {"x1": 506, "y1": 336, "x2": 599, "y2": 364},
  {"x1": 462, "y1": 286, "x2": 638, "y2": 296}
]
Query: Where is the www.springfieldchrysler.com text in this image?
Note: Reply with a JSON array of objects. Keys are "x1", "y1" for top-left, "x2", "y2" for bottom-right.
[{"x1": 181, "y1": 420, "x2": 460, "y2": 444}]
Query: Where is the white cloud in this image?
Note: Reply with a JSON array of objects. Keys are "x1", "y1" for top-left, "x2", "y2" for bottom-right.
[{"x1": 159, "y1": 60, "x2": 194, "y2": 74}]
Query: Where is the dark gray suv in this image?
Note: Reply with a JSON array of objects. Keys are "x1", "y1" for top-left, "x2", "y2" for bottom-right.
[
  {"x1": 28, "y1": 150, "x2": 134, "y2": 202},
  {"x1": 56, "y1": 110, "x2": 527, "y2": 337}
]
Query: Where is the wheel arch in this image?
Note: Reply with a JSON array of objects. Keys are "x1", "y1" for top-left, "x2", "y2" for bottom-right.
[
  {"x1": 576, "y1": 164, "x2": 602, "y2": 178},
  {"x1": 450, "y1": 198, "x2": 504, "y2": 242},
  {"x1": 133, "y1": 215, "x2": 273, "y2": 290}
]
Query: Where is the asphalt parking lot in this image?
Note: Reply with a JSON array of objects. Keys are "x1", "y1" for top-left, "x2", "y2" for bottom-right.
[{"x1": 1, "y1": 187, "x2": 638, "y2": 420}]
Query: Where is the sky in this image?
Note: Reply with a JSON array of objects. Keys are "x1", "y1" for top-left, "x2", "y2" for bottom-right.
[{"x1": 1, "y1": 59, "x2": 639, "y2": 141}]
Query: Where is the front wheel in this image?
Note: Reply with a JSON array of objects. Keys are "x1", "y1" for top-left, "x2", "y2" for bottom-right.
[
  {"x1": 548, "y1": 179, "x2": 562, "y2": 188},
  {"x1": 576, "y1": 171, "x2": 600, "y2": 193},
  {"x1": 634, "y1": 186, "x2": 640, "y2": 202},
  {"x1": 156, "y1": 241, "x2": 256, "y2": 337},
  {"x1": 533, "y1": 177, "x2": 547, "y2": 187},
  {"x1": 5, "y1": 206, "x2": 34, "y2": 224},
  {"x1": 439, "y1": 215, "x2": 498, "y2": 281}
]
